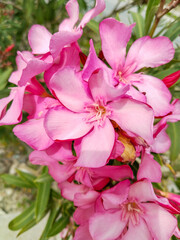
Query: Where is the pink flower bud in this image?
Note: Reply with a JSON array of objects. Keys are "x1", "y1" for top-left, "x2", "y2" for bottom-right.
[{"x1": 162, "y1": 70, "x2": 180, "y2": 88}]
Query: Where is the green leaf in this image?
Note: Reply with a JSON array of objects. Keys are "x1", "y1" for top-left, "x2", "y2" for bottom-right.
[
  {"x1": 16, "y1": 169, "x2": 37, "y2": 188},
  {"x1": 47, "y1": 215, "x2": 70, "y2": 237},
  {"x1": 86, "y1": 19, "x2": 99, "y2": 33},
  {"x1": 153, "y1": 68, "x2": 179, "y2": 79},
  {"x1": 78, "y1": 0, "x2": 87, "y2": 10},
  {"x1": 39, "y1": 201, "x2": 61, "y2": 240},
  {"x1": 1, "y1": 174, "x2": 34, "y2": 188},
  {"x1": 0, "y1": 67, "x2": 13, "y2": 91},
  {"x1": 131, "y1": 12, "x2": 144, "y2": 38},
  {"x1": 17, "y1": 219, "x2": 37, "y2": 237},
  {"x1": 34, "y1": 172, "x2": 53, "y2": 183},
  {"x1": 167, "y1": 121, "x2": 180, "y2": 161},
  {"x1": 9, "y1": 203, "x2": 35, "y2": 231},
  {"x1": 35, "y1": 180, "x2": 51, "y2": 222},
  {"x1": 164, "y1": 18, "x2": 180, "y2": 41},
  {"x1": 145, "y1": 0, "x2": 160, "y2": 35}
]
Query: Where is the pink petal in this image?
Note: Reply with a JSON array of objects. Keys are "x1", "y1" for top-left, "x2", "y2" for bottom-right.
[
  {"x1": 46, "y1": 141, "x2": 74, "y2": 160},
  {"x1": 50, "y1": 67, "x2": 92, "y2": 112},
  {"x1": 134, "y1": 75, "x2": 173, "y2": 117},
  {"x1": 109, "y1": 98, "x2": 154, "y2": 145},
  {"x1": 74, "y1": 224, "x2": 93, "y2": 240},
  {"x1": 18, "y1": 52, "x2": 52, "y2": 86},
  {"x1": 0, "y1": 86, "x2": 25, "y2": 126},
  {"x1": 92, "y1": 165, "x2": 133, "y2": 181},
  {"x1": 59, "y1": 0, "x2": 79, "y2": 31},
  {"x1": 49, "y1": 30, "x2": 82, "y2": 59},
  {"x1": 121, "y1": 218, "x2": 152, "y2": 240},
  {"x1": 128, "y1": 179, "x2": 158, "y2": 203},
  {"x1": 29, "y1": 150, "x2": 75, "y2": 183},
  {"x1": 79, "y1": 0, "x2": 105, "y2": 29},
  {"x1": 13, "y1": 118, "x2": 53, "y2": 150},
  {"x1": 74, "y1": 190, "x2": 100, "y2": 208},
  {"x1": 102, "y1": 180, "x2": 130, "y2": 210},
  {"x1": 89, "y1": 211, "x2": 126, "y2": 240},
  {"x1": 28, "y1": 25, "x2": 52, "y2": 54},
  {"x1": 99, "y1": 19, "x2": 135, "y2": 71},
  {"x1": 89, "y1": 69, "x2": 129, "y2": 103},
  {"x1": 75, "y1": 119, "x2": 115, "y2": 168},
  {"x1": 59, "y1": 181, "x2": 88, "y2": 201},
  {"x1": 74, "y1": 208, "x2": 95, "y2": 225},
  {"x1": 44, "y1": 107, "x2": 93, "y2": 140},
  {"x1": 151, "y1": 123, "x2": 171, "y2": 153},
  {"x1": 124, "y1": 36, "x2": 175, "y2": 74},
  {"x1": 82, "y1": 39, "x2": 108, "y2": 81},
  {"x1": 162, "y1": 70, "x2": 180, "y2": 88},
  {"x1": 143, "y1": 203, "x2": 177, "y2": 240},
  {"x1": 137, "y1": 152, "x2": 162, "y2": 183}
]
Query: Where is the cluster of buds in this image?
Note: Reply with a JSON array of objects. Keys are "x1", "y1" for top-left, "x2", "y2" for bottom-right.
[{"x1": 0, "y1": 0, "x2": 180, "y2": 239}]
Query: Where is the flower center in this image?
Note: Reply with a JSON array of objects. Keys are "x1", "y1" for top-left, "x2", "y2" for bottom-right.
[
  {"x1": 121, "y1": 200, "x2": 143, "y2": 225},
  {"x1": 118, "y1": 71, "x2": 128, "y2": 84},
  {"x1": 84, "y1": 99, "x2": 111, "y2": 126}
]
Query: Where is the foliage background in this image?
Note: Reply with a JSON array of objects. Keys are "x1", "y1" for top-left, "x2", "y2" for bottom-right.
[{"x1": 0, "y1": 0, "x2": 180, "y2": 239}]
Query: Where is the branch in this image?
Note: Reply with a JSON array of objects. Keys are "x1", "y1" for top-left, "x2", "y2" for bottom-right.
[{"x1": 149, "y1": 0, "x2": 180, "y2": 37}]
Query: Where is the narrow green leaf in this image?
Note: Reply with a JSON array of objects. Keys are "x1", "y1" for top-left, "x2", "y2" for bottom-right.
[
  {"x1": 131, "y1": 12, "x2": 144, "y2": 38},
  {"x1": 17, "y1": 219, "x2": 37, "y2": 237},
  {"x1": 86, "y1": 19, "x2": 99, "y2": 33},
  {"x1": 39, "y1": 201, "x2": 61, "y2": 240},
  {"x1": 34, "y1": 172, "x2": 53, "y2": 183},
  {"x1": 35, "y1": 181, "x2": 51, "y2": 222},
  {"x1": 167, "y1": 121, "x2": 180, "y2": 161},
  {"x1": 164, "y1": 18, "x2": 180, "y2": 41},
  {"x1": 0, "y1": 67, "x2": 13, "y2": 91},
  {"x1": 16, "y1": 169, "x2": 37, "y2": 188},
  {"x1": 9, "y1": 203, "x2": 35, "y2": 231},
  {"x1": 1, "y1": 174, "x2": 34, "y2": 188},
  {"x1": 145, "y1": 0, "x2": 160, "y2": 35},
  {"x1": 47, "y1": 215, "x2": 70, "y2": 237}
]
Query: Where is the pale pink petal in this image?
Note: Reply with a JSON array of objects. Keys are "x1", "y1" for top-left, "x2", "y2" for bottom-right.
[
  {"x1": 151, "y1": 123, "x2": 171, "y2": 153},
  {"x1": 102, "y1": 180, "x2": 130, "y2": 210},
  {"x1": 82, "y1": 39, "x2": 108, "y2": 81},
  {"x1": 134, "y1": 75, "x2": 172, "y2": 116},
  {"x1": 75, "y1": 119, "x2": 115, "y2": 168},
  {"x1": 137, "y1": 152, "x2": 162, "y2": 183},
  {"x1": 49, "y1": 30, "x2": 82, "y2": 59},
  {"x1": 74, "y1": 190, "x2": 100, "y2": 208},
  {"x1": 50, "y1": 67, "x2": 92, "y2": 112},
  {"x1": 79, "y1": 0, "x2": 105, "y2": 29},
  {"x1": 28, "y1": 25, "x2": 52, "y2": 54},
  {"x1": 126, "y1": 85, "x2": 146, "y2": 103},
  {"x1": 75, "y1": 168, "x2": 93, "y2": 188},
  {"x1": 8, "y1": 55, "x2": 26, "y2": 84},
  {"x1": 59, "y1": 0, "x2": 79, "y2": 31},
  {"x1": 109, "y1": 98, "x2": 154, "y2": 145},
  {"x1": 174, "y1": 227, "x2": 180, "y2": 239},
  {"x1": 44, "y1": 107, "x2": 93, "y2": 140},
  {"x1": 46, "y1": 141, "x2": 74, "y2": 160},
  {"x1": 99, "y1": 19, "x2": 135, "y2": 71},
  {"x1": 18, "y1": 56, "x2": 52, "y2": 86},
  {"x1": 13, "y1": 118, "x2": 53, "y2": 150},
  {"x1": 143, "y1": 203, "x2": 177, "y2": 240},
  {"x1": 128, "y1": 179, "x2": 158, "y2": 203},
  {"x1": 122, "y1": 218, "x2": 152, "y2": 240},
  {"x1": 0, "y1": 86, "x2": 25, "y2": 126},
  {"x1": 74, "y1": 224, "x2": 93, "y2": 240},
  {"x1": 92, "y1": 165, "x2": 133, "y2": 181},
  {"x1": 89, "y1": 211, "x2": 126, "y2": 240},
  {"x1": 29, "y1": 150, "x2": 75, "y2": 183},
  {"x1": 58, "y1": 181, "x2": 88, "y2": 201},
  {"x1": 89, "y1": 69, "x2": 129, "y2": 103},
  {"x1": 74, "y1": 207, "x2": 95, "y2": 225},
  {"x1": 124, "y1": 36, "x2": 175, "y2": 74}
]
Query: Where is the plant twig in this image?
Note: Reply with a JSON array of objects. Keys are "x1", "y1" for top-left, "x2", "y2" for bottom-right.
[
  {"x1": 0, "y1": 0, "x2": 22, "y2": 10},
  {"x1": 149, "y1": 0, "x2": 180, "y2": 37}
]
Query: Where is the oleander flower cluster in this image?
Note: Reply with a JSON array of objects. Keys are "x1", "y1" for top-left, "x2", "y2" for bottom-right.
[{"x1": 1, "y1": 0, "x2": 180, "y2": 239}]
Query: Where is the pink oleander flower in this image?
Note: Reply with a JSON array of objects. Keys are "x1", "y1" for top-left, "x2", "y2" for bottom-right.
[
  {"x1": 82, "y1": 19, "x2": 175, "y2": 117},
  {"x1": 44, "y1": 67, "x2": 154, "y2": 168},
  {"x1": 29, "y1": 148, "x2": 133, "y2": 190},
  {"x1": 88, "y1": 179, "x2": 178, "y2": 240}
]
